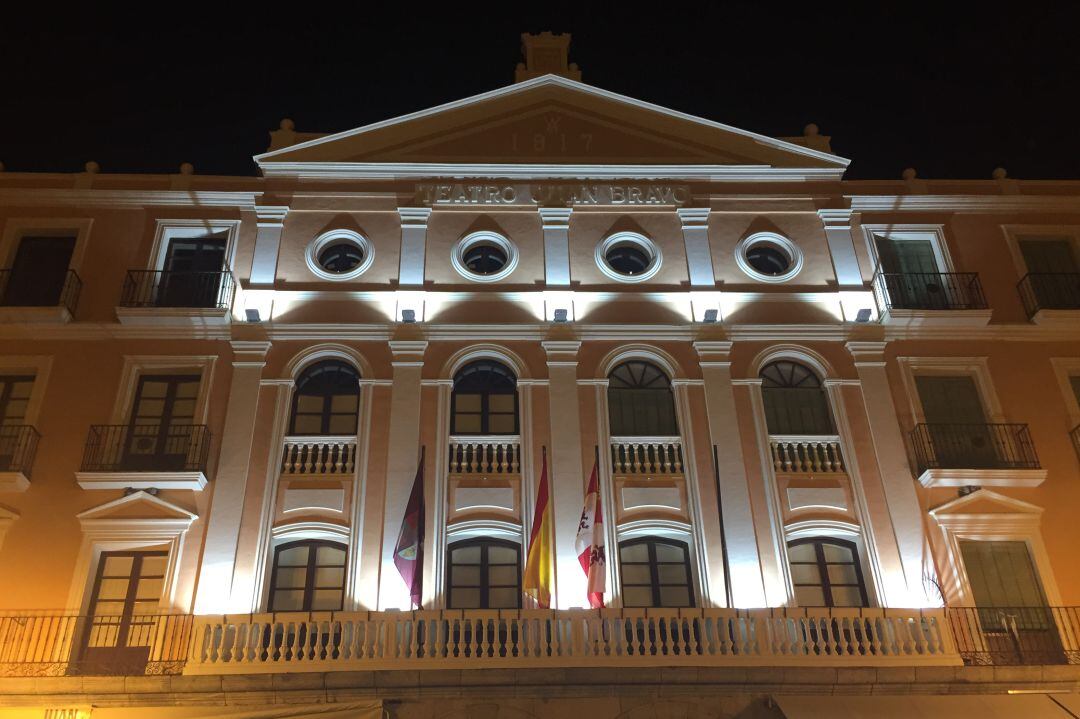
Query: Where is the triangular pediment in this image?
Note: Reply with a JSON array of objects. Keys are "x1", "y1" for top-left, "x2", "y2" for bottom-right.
[
  {"x1": 930, "y1": 489, "x2": 1043, "y2": 517},
  {"x1": 77, "y1": 491, "x2": 197, "y2": 523},
  {"x1": 0, "y1": 505, "x2": 18, "y2": 521},
  {"x1": 256, "y1": 75, "x2": 848, "y2": 177}
]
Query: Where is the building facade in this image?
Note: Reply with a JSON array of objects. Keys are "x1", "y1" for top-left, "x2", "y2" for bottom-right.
[{"x1": 2, "y1": 33, "x2": 1080, "y2": 718}]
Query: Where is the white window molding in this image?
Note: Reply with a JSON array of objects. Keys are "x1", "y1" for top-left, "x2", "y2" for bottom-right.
[
  {"x1": 734, "y1": 231, "x2": 804, "y2": 284},
  {"x1": 0, "y1": 355, "x2": 52, "y2": 427},
  {"x1": 0, "y1": 217, "x2": 94, "y2": 274},
  {"x1": 67, "y1": 491, "x2": 197, "y2": 612},
  {"x1": 262, "y1": 521, "x2": 351, "y2": 611},
  {"x1": 450, "y1": 231, "x2": 519, "y2": 283},
  {"x1": 109, "y1": 355, "x2": 217, "y2": 425},
  {"x1": 148, "y1": 219, "x2": 240, "y2": 272},
  {"x1": 782, "y1": 520, "x2": 879, "y2": 608},
  {"x1": 928, "y1": 489, "x2": 1060, "y2": 606},
  {"x1": 1050, "y1": 357, "x2": 1080, "y2": 426},
  {"x1": 305, "y1": 229, "x2": 374, "y2": 281},
  {"x1": 860, "y1": 223, "x2": 953, "y2": 273},
  {"x1": 595, "y1": 231, "x2": 662, "y2": 283},
  {"x1": 1001, "y1": 224, "x2": 1080, "y2": 277},
  {"x1": 0, "y1": 505, "x2": 17, "y2": 552},
  {"x1": 895, "y1": 356, "x2": 1003, "y2": 424}
]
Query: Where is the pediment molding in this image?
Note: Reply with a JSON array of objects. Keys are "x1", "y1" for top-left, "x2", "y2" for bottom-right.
[{"x1": 77, "y1": 490, "x2": 198, "y2": 527}]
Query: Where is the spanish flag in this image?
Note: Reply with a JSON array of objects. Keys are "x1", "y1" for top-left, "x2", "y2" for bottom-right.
[{"x1": 522, "y1": 449, "x2": 553, "y2": 608}]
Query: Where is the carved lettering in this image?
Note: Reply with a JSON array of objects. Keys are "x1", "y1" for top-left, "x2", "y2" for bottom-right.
[{"x1": 416, "y1": 183, "x2": 689, "y2": 207}]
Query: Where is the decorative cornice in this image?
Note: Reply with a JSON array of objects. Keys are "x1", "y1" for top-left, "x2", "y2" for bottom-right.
[
  {"x1": 693, "y1": 340, "x2": 734, "y2": 362},
  {"x1": 254, "y1": 205, "x2": 289, "y2": 224},
  {"x1": 676, "y1": 207, "x2": 710, "y2": 226},
  {"x1": 845, "y1": 341, "x2": 888, "y2": 364},
  {"x1": 538, "y1": 207, "x2": 573, "y2": 227},
  {"x1": 847, "y1": 194, "x2": 1080, "y2": 213},
  {"x1": 231, "y1": 340, "x2": 272, "y2": 366},
  {"x1": 816, "y1": 208, "x2": 854, "y2": 226},
  {"x1": 0, "y1": 189, "x2": 258, "y2": 209},
  {"x1": 397, "y1": 207, "x2": 432, "y2": 226}
]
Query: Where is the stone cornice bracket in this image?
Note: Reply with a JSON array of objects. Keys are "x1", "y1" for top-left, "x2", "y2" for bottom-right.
[
  {"x1": 231, "y1": 340, "x2": 272, "y2": 367},
  {"x1": 389, "y1": 340, "x2": 428, "y2": 367},
  {"x1": 254, "y1": 205, "x2": 289, "y2": 226},
  {"x1": 676, "y1": 207, "x2": 711, "y2": 227},
  {"x1": 538, "y1": 207, "x2": 573, "y2": 228},
  {"x1": 542, "y1": 340, "x2": 581, "y2": 367},
  {"x1": 845, "y1": 340, "x2": 889, "y2": 366},
  {"x1": 816, "y1": 208, "x2": 855, "y2": 228},
  {"x1": 397, "y1": 207, "x2": 432, "y2": 227},
  {"x1": 693, "y1": 340, "x2": 734, "y2": 367}
]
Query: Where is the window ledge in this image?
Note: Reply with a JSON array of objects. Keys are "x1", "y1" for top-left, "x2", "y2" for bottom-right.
[
  {"x1": 880, "y1": 308, "x2": 992, "y2": 327},
  {"x1": 0, "y1": 306, "x2": 71, "y2": 324},
  {"x1": 75, "y1": 471, "x2": 208, "y2": 491},
  {"x1": 114, "y1": 307, "x2": 232, "y2": 326},
  {"x1": 916, "y1": 468, "x2": 1047, "y2": 489},
  {"x1": 1030, "y1": 309, "x2": 1080, "y2": 327},
  {"x1": 0, "y1": 471, "x2": 30, "y2": 492}
]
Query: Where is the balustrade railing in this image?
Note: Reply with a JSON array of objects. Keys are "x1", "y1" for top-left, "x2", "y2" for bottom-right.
[
  {"x1": 80, "y1": 424, "x2": 211, "y2": 473},
  {"x1": 909, "y1": 423, "x2": 1040, "y2": 473},
  {"x1": 187, "y1": 607, "x2": 954, "y2": 673},
  {"x1": 120, "y1": 269, "x2": 236, "y2": 310},
  {"x1": 769, "y1": 435, "x2": 845, "y2": 474},
  {"x1": 281, "y1": 436, "x2": 357, "y2": 476},
  {"x1": 448, "y1": 435, "x2": 521, "y2": 474},
  {"x1": 610, "y1": 437, "x2": 683, "y2": 475},
  {"x1": 873, "y1": 271, "x2": 987, "y2": 311},
  {"x1": 0, "y1": 424, "x2": 40, "y2": 476},
  {"x1": 947, "y1": 606, "x2": 1080, "y2": 666},
  {"x1": 1017, "y1": 273, "x2": 1080, "y2": 317}
]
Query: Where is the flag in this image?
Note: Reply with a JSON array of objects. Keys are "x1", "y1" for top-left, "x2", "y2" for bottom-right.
[
  {"x1": 393, "y1": 448, "x2": 425, "y2": 609},
  {"x1": 522, "y1": 450, "x2": 554, "y2": 608},
  {"x1": 575, "y1": 457, "x2": 606, "y2": 608}
]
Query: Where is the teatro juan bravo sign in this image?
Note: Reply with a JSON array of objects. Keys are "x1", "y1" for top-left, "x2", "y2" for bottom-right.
[{"x1": 415, "y1": 182, "x2": 691, "y2": 206}]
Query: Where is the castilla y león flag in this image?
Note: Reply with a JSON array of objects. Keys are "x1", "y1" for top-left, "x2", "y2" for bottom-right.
[
  {"x1": 574, "y1": 458, "x2": 606, "y2": 608},
  {"x1": 522, "y1": 450, "x2": 553, "y2": 608},
  {"x1": 394, "y1": 448, "x2": 425, "y2": 609}
]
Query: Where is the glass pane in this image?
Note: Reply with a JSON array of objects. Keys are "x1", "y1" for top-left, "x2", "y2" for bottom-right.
[
  {"x1": 98, "y1": 579, "x2": 130, "y2": 600},
  {"x1": 296, "y1": 395, "x2": 323, "y2": 412},
  {"x1": 488, "y1": 588, "x2": 518, "y2": 608},
  {"x1": 455, "y1": 394, "x2": 481, "y2": 411},
  {"x1": 620, "y1": 543, "x2": 649, "y2": 562},
  {"x1": 658, "y1": 564, "x2": 688, "y2": 584},
  {"x1": 175, "y1": 381, "x2": 199, "y2": 398},
  {"x1": 136, "y1": 399, "x2": 165, "y2": 417},
  {"x1": 827, "y1": 564, "x2": 859, "y2": 585},
  {"x1": 795, "y1": 586, "x2": 826, "y2": 607},
  {"x1": 171, "y1": 399, "x2": 196, "y2": 417},
  {"x1": 140, "y1": 556, "x2": 168, "y2": 576},
  {"x1": 659, "y1": 587, "x2": 691, "y2": 607},
  {"x1": 787, "y1": 543, "x2": 817, "y2": 562},
  {"x1": 132, "y1": 599, "x2": 160, "y2": 616},
  {"x1": 654, "y1": 543, "x2": 686, "y2": 563},
  {"x1": 314, "y1": 567, "x2": 345, "y2": 588},
  {"x1": 450, "y1": 588, "x2": 481, "y2": 609},
  {"x1": 451, "y1": 566, "x2": 481, "y2": 586},
  {"x1": 277, "y1": 546, "x2": 310, "y2": 567},
  {"x1": 135, "y1": 577, "x2": 163, "y2": 600},
  {"x1": 488, "y1": 566, "x2": 518, "y2": 586},
  {"x1": 311, "y1": 589, "x2": 343, "y2": 610},
  {"x1": 822, "y1": 543, "x2": 854, "y2": 563},
  {"x1": 488, "y1": 415, "x2": 517, "y2": 433},
  {"x1": 139, "y1": 382, "x2": 169, "y2": 398},
  {"x1": 622, "y1": 587, "x2": 654, "y2": 607},
  {"x1": 271, "y1": 590, "x2": 304, "y2": 611},
  {"x1": 292, "y1": 416, "x2": 322, "y2": 434},
  {"x1": 103, "y1": 555, "x2": 134, "y2": 575},
  {"x1": 328, "y1": 415, "x2": 356, "y2": 434},
  {"x1": 487, "y1": 546, "x2": 517, "y2": 564},
  {"x1": 831, "y1": 586, "x2": 865, "y2": 607},
  {"x1": 790, "y1": 564, "x2": 823, "y2": 584},
  {"x1": 454, "y1": 415, "x2": 482, "y2": 433},
  {"x1": 2, "y1": 399, "x2": 27, "y2": 421},
  {"x1": 488, "y1": 395, "x2": 515, "y2": 412},
  {"x1": 316, "y1": 545, "x2": 346, "y2": 565},
  {"x1": 620, "y1": 564, "x2": 651, "y2": 584},
  {"x1": 452, "y1": 545, "x2": 481, "y2": 564},
  {"x1": 331, "y1": 394, "x2": 358, "y2": 412},
  {"x1": 93, "y1": 601, "x2": 125, "y2": 616},
  {"x1": 275, "y1": 567, "x2": 308, "y2": 589}
]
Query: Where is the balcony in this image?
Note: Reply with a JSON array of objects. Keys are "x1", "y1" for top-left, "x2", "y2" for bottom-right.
[
  {"x1": 872, "y1": 271, "x2": 991, "y2": 326},
  {"x1": 0, "y1": 424, "x2": 40, "y2": 492},
  {"x1": 75, "y1": 424, "x2": 211, "y2": 490},
  {"x1": 116, "y1": 269, "x2": 236, "y2": 325},
  {"x1": 908, "y1": 423, "x2": 1045, "y2": 488},
  {"x1": 610, "y1": 436, "x2": 683, "y2": 475},
  {"x1": 447, "y1": 435, "x2": 522, "y2": 523},
  {"x1": 769, "y1": 435, "x2": 845, "y2": 476},
  {"x1": 448, "y1": 435, "x2": 522, "y2": 475},
  {"x1": 0, "y1": 268, "x2": 82, "y2": 322},
  {"x1": 948, "y1": 606, "x2": 1080, "y2": 666},
  {"x1": 281, "y1": 435, "x2": 358, "y2": 477},
  {"x1": 1017, "y1": 273, "x2": 1080, "y2": 324}
]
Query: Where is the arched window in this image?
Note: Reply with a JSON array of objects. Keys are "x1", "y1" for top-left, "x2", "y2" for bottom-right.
[
  {"x1": 607, "y1": 360, "x2": 679, "y2": 436},
  {"x1": 446, "y1": 538, "x2": 521, "y2": 609},
  {"x1": 451, "y1": 360, "x2": 518, "y2": 435},
  {"x1": 760, "y1": 360, "x2": 835, "y2": 435},
  {"x1": 268, "y1": 539, "x2": 347, "y2": 611},
  {"x1": 787, "y1": 537, "x2": 868, "y2": 607},
  {"x1": 289, "y1": 360, "x2": 360, "y2": 435},
  {"x1": 619, "y1": 537, "x2": 695, "y2": 608}
]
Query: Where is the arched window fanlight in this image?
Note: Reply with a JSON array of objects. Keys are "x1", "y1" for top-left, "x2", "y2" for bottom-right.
[
  {"x1": 759, "y1": 360, "x2": 835, "y2": 435},
  {"x1": 289, "y1": 360, "x2": 361, "y2": 435},
  {"x1": 607, "y1": 360, "x2": 679, "y2": 437},
  {"x1": 451, "y1": 360, "x2": 519, "y2": 435}
]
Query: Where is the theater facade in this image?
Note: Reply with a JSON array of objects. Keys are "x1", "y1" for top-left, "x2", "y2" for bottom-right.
[{"x1": 2, "y1": 32, "x2": 1080, "y2": 719}]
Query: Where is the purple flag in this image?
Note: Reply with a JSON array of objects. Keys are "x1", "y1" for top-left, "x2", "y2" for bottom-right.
[{"x1": 393, "y1": 449, "x2": 425, "y2": 608}]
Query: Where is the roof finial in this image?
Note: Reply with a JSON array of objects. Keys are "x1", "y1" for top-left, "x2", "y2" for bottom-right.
[
  {"x1": 84, "y1": 161, "x2": 100, "y2": 174},
  {"x1": 902, "y1": 167, "x2": 917, "y2": 181},
  {"x1": 992, "y1": 167, "x2": 1007, "y2": 180},
  {"x1": 515, "y1": 32, "x2": 581, "y2": 83}
]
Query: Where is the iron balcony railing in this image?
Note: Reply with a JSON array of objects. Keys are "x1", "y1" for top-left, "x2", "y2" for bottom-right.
[
  {"x1": 120, "y1": 269, "x2": 236, "y2": 310},
  {"x1": 872, "y1": 271, "x2": 987, "y2": 311},
  {"x1": 1072, "y1": 424, "x2": 1080, "y2": 461},
  {"x1": 1017, "y1": 273, "x2": 1080, "y2": 317},
  {"x1": 909, "y1": 423, "x2": 1039, "y2": 473},
  {"x1": 0, "y1": 613, "x2": 192, "y2": 676},
  {"x1": 80, "y1": 424, "x2": 211, "y2": 473},
  {"x1": 0, "y1": 425, "x2": 40, "y2": 477},
  {"x1": 947, "y1": 606, "x2": 1080, "y2": 666},
  {"x1": 0, "y1": 268, "x2": 82, "y2": 316}
]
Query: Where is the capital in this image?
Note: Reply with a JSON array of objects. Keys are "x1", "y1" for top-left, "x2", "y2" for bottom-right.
[
  {"x1": 676, "y1": 207, "x2": 710, "y2": 227},
  {"x1": 398, "y1": 207, "x2": 432, "y2": 227},
  {"x1": 538, "y1": 207, "x2": 573, "y2": 228}
]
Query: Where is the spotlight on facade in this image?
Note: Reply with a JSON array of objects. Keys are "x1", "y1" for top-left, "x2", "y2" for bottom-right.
[
  {"x1": 552, "y1": 308, "x2": 569, "y2": 322},
  {"x1": 702, "y1": 308, "x2": 718, "y2": 323},
  {"x1": 855, "y1": 308, "x2": 873, "y2": 323},
  {"x1": 244, "y1": 308, "x2": 261, "y2": 323},
  {"x1": 401, "y1": 309, "x2": 417, "y2": 323}
]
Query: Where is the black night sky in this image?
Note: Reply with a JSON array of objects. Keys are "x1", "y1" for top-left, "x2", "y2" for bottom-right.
[{"x1": 4, "y1": 6, "x2": 1079, "y2": 181}]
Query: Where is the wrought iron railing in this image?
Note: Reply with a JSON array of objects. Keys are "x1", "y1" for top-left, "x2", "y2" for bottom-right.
[
  {"x1": 0, "y1": 268, "x2": 82, "y2": 316},
  {"x1": 448, "y1": 435, "x2": 521, "y2": 474},
  {"x1": 947, "y1": 606, "x2": 1080, "y2": 666},
  {"x1": 769, "y1": 435, "x2": 845, "y2": 474},
  {"x1": 80, "y1": 424, "x2": 211, "y2": 473},
  {"x1": 610, "y1": 436, "x2": 684, "y2": 475},
  {"x1": 0, "y1": 425, "x2": 40, "y2": 476},
  {"x1": 909, "y1": 423, "x2": 1039, "y2": 473},
  {"x1": 120, "y1": 269, "x2": 236, "y2": 310},
  {"x1": 281, "y1": 435, "x2": 357, "y2": 476},
  {"x1": 1072, "y1": 424, "x2": 1080, "y2": 461},
  {"x1": 0, "y1": 613, "x2": 192, "y2": 676},
  {"x1": 872, "y1": 271, "x2": 987, "y2": 311},
  {"x1": 1017, "y1": 273, "x2": 1080, "y2": 317}
]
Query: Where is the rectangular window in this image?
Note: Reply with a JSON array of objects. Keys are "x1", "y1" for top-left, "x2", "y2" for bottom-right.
[
  {"x1": 123, "y1": 374, "x2": 200, "y2": 471},
  {"x1": 0, "y1": 375, "x2": 34, "y2": 426},
  {"x1": 2, "y1": 235, "x2": 75, "y2": 307}
]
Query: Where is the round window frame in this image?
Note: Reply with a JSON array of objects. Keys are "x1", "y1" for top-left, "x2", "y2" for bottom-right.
[
  {"x1": 451, "y1": 231, "x2": 519, "y2": 283},
  {"x1": 595, "y1": 231, "x2": 662, "y2": 283},
  {"x1": 306, "y1": 229, "x2": 374, "y2": 281},
  {"x1": 735, "y1": 232, "x2": 803, "y2": 283}
]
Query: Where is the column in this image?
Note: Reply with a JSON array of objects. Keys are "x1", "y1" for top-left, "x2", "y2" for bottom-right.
[
  {"x1": 846, "y1": 341, "x2": 931, "y2": 606},
  {"x1": 542, "y1": 340, "x2": 586, "y2": 607},
  {"x1": 378, "y1": 340, "x2": 428, "y2": 610},
  {"x1": 677, "y1": 208, "x2": 715, "y2": 286},
  {"x1": 539, "y1": 208, "x2": 572, "y2": 286},
  {"x1": 397, "y1": 208, "x2": 431, "y2": 287},
  {"x1": 694, "y1": 341, "x2": 768, "y2": 607},
  {"x1": 819, "y1": 209, "x2": 875, "y2": 322},
  {"x1": 194, "y1": 340, "x2": 270, "y2": 614},
  {"x1": 249, "y1": 205, "x2": 288, "y2": 285}
]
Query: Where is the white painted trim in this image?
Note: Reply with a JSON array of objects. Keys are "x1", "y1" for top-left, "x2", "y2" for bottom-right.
[
  {"x1": 0, "y1": 505, "x2": 17, "y2": 552},
  {"x1": 595, "y1": 231, "x2": 662, "y2": 283},
  {"x1": 250, "y1": 382, "x2": 293, "y2": 612},
  {"x1": 849, "y1": 195, "x2": 1080, "y2": 213},
  {"x1": 734, "y1": 232, "x2": 805, "y2": 284},
  {"x1": 1050, "y1": 357, "x2": 1080, "y2": 427},
  {"x1": 597, "y1": 344, "x2": 683, "y2": 380},
  {"x1": 148, "y1": 219, "x2": 240, "y2": 273},
  {"x1": 917, "y1": 468, "x2": 1047, "y2": 489},
  {"x1": 747, "y1": 344, "x2": 836, "y2": 380},
  {"x1": 0, "y1": 355, "x2": 52, "y2": 427},
  {"x1": 441, "y1": 343, "x2": 530, "y2": 380},
  {"x1": 269, "y1": 520, "x2": 350, "y2": 542},
  {"x1": 109, "y1": 355, "x2": 218, "y2": 426},
  {"x1": 75, "y1": 471, "x2": 207, "y2": 491},
  {"x1": 860, "y1": 224, "x2": 953, "y2": 274},
  {"x1": 450, "y1": 231, "x2": 519, "y2": 283},
  {"x1": 1000, "y1": 224, "x2": 1080, "y2": 277},
  {"x1": 0, "y1": 216, "x2": 93, "y2": 276},
  {"x1": 895, "y1": 356, "x2": 1003, "y2": 424},
  {"x1": 0, "y1": 472, "x2": 29, "y2": 492},
  {"x1": 282, "y1": 343, "x2": 372, "y2": 380},
  {"x1": 304, "y1": 229, "x2": 374, "y2": 281}
]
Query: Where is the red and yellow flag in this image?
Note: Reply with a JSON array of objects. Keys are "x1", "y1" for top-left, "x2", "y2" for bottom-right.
[{"x1": 522, "y1": 450, "x2": 554, "y2": 608}]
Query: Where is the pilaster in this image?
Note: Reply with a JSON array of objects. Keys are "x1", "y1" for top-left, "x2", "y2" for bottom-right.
[
  {"x1": 677, "y1": 208, "x2": 716, "y2": 287},
  {"x1": 817, "y1": 209, "x2": 864, "y2": 287},
  {"x1": 249, "y1": 205, "x2": 289, "y2": 286},
  {"x1": 539, "y1": 208, "x2": 573, "y2": 286},
  {"x1": 397, "y1": 208, "x2": 432, "y2": 287}
]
